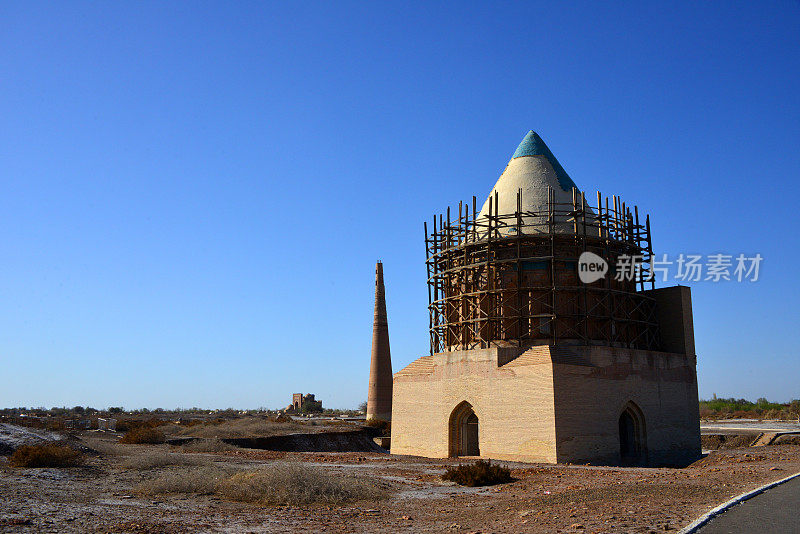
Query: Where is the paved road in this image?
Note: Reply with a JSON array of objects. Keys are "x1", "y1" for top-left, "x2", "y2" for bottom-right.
[
  {"x1": 701, "y1": 420, "x2": 800, "y2": 433},
  {"x1": 697, "y1": 475, "x2": 800, "y2": 533}
]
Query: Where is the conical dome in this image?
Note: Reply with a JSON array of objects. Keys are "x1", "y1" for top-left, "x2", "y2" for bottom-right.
[{"x1": 478, "y1": 131, "x2": 581, "y2": 234}]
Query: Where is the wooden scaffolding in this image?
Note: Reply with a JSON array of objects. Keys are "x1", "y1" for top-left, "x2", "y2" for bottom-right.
[{"x1": 424, "y1": 188, "x2": 661, "y2": 354}]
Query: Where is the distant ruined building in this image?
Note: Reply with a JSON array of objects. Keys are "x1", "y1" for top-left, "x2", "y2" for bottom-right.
[
  {"x1": 391, "y1": 131, "x2": 701, "y2": 466},
  {"x1": 286, "y1": 393, "x2": 322, "y2": 413}
]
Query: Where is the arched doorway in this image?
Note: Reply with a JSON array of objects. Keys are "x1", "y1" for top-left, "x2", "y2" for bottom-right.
[
  {"x1": 449, "y1": 402, "x2": 480, "y2": 457},
  {"x1": 618, "y1": 402, "x2": 647, "y2": 465}
]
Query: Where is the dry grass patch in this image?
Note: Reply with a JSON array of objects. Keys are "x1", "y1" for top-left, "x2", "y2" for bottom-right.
[
  {"x1": 115, "y1": 418, "x2": 169, "y2": 433},
  {"x1": 217, "y1": 462, "x2": 388, "y2": 505},
  {"x1": 136, "y1": 465, "x2": 236, "y2": 495},
  {"x1": 123, "y1": 451, "x2": 206, "y2": 470},
  {"x1": 176, "y1": 417, "x2": 308, "y2": 439},
  {"x1": 135, "y1": 462, "x2": 388, "y2": 504},
  {"x1": 81, "y1": 436, "x2": 125, "y2": 456},
  {"x1": 181, "y1": 438, "x2": 238, "y2": 453},
  {"x1": 120, "y1": 427, "x2": 166, "y2": 445},
  {"x1": 135, "y1": 458, "x2": 389, "y2": 505},
  {"x1": 9, "y1": 444, "x2": 83, "y2": 468}
]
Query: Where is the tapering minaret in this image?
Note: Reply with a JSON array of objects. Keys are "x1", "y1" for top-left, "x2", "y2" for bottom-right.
[{"x1": 367, "y1": 261, "x2": 393, "y2": 421}]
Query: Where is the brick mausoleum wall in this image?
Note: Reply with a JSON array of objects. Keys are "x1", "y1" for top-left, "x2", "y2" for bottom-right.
[
  {"x1": 391, "y1": 347, "x2": 558, "y2": 463},
  {"x1": 552, "y1": 346, "x2": 701, "y2": 466},
  {"x1": 391, "y1": 345, "x2": 701, "y2": 466}
]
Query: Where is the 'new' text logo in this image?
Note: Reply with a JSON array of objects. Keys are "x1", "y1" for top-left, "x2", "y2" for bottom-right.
[{"x1": 578, "y1": 252, "x2": 608, "y2": 284}]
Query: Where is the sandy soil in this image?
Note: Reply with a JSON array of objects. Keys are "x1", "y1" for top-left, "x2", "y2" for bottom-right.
[{"x1": 1, "y1": 434, "x2": 799, "y2": 533}]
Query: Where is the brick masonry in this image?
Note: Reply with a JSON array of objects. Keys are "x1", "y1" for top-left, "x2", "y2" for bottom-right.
[{"x1": 391, "y1": 340, "x2": 701, "y2": 466}]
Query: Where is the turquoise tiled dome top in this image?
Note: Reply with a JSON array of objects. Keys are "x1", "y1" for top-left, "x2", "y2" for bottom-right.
[{"x1": 511, "y1": 131, "x2": 577, "y2": 192}]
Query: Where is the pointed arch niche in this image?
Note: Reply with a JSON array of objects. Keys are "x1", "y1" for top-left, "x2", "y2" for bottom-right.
[
  {"x1": 449, "y1": 401, "x2": 480, "y2": 457},
  {"x1": 619, "y1": 401, "x2": 647, "y2": 465}
]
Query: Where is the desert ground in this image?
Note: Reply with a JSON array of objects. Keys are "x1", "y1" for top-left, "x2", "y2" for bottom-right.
[{"x1": 2, "y1": 418, "x2": 800, "y2": 533}]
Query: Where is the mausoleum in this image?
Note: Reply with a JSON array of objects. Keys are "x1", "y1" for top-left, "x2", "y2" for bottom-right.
[{"x1": 391, "y1": 131, "x2": 701, "y2": 466}]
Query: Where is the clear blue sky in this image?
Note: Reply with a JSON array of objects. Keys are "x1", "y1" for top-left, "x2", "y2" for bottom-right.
[{"x1": 1, "y1": 2, "x2": 798, "y2": 410}]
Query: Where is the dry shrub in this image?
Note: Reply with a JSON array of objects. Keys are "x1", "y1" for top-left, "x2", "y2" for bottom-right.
[
  {"x1": 9, "y1": 444, "x2": 83, "y2": 468},
  {"x1": 442, "y1": 460, "x2": 513, "y2": 487},
  {"x1": 764, "y1": 409, "x2": 793, "y2": 420},
  {"x1": 365, "y1": 419, "x2": 390, "y2": 435},
  {"x1": 217, "y1": 463, "x2": 387, "y2": 505},
  {"x1": 136, "y1": 466, "x2": 235, "y2": 495},
  {"x1": 123, "y1": 451, "x2": 206, "y2": 470},
  {"x1": 178, "y1": 419, "x2": 203, "y2": 427},
  {"x1": 116, "y1": 418, "x2": 168, "y2": 433},
  {"x1": 181, "y1": 438, "x2": 238, "y2": 453},
  {"x1": 120, "y1": 427, "x2": 166, "y2": 444},
  {"x1": 46, "y1": 420, "x2": 67, "y2": 431},
  {"x1": 698, "y1": 408, "x2": 717, "y2": 420}
]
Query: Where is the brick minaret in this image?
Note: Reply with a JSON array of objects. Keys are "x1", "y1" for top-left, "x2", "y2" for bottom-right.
[{"x1": 367, "y1": 261, "x2": 393, "y2": 421}]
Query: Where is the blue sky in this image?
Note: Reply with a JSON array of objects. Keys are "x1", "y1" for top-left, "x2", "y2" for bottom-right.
[{"x1": 1, "y1": 2, "x2": 798, "y2": 409}]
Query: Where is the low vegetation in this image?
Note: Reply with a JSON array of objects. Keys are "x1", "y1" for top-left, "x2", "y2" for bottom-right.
[
  {"x1": 180, "y1": 437, "x2": 238, "y2": 453},
  {"x1": 82, "y1": 437, "x2": 124, "y2": 456},
  {"x1": 119, "y1": 427, "x2": 166, "y2": 444},
  {"x1": 175, "y1": 417, "x2": 308, "y2": 439},
  {"x1": 115, "y1": 417, "x2": 169, "y2": 433},
  {"x1": 699, "y1": 397, "x2": 800, "y2": 420},
  {"x1": 442, "y1": 460, "x2": 513, "y2": 487},
  {"x1": 136, "y1": 465, "x2": 234, "y2": 495},
  {"x1": 9, "y1": 443, "x2": 83, "y2": 468},
  {"x1": 123, "y1": 451, "x2": 206, "y2": 470},
  {"x1": 135, "y1": 462, "x2": 387, "y2": 505},
  {"x1": 217, "y1": 463, "x2": 387, "y2": 504}
]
